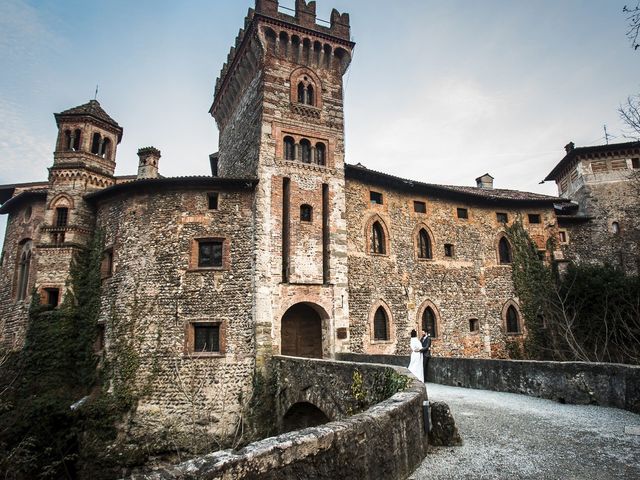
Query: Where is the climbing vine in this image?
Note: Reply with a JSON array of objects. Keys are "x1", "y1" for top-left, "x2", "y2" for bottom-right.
[{"x1": 506, "y1": 220, "x2": 640, "y2": 364}]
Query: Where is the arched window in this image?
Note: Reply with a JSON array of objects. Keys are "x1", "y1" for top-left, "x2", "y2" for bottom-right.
[
  {"x1": 506, "y1": 305, "x2": 521, "y2": 334},
  {"x1": 300, "y1": 204, "x2": 313, "y2": 222},
  {"x1": 73, "y1": 129, "x2": 81, "y2": 151},
  {"x1": 16, "y1": 241, "x2": 32, "y2": 301},
  {"x1": 612, "y1": 222, "x2": 620, "y2": 234},
  {"x1": 418, "y1": 229, "x2": 432, "y2": 259},
  {"x1": 100, "y1": 138, "x2": 111, "y2": 158},
  {"x1": 373, "y1": 307, "x2": 389, "y2": 341},
  {"x1": 55, "y1": 207, "x2": 69, "y2": 227},
  {"x1": 300, "y1": 139, "x2": 312, "y2": 163},
  {"x1": 371, "y1": 221, "x2": 385, "y2": 254},
  {"x1": 64, "y1": 130, "x2": 72, "y2": 150},
  {"x1": 315, "y1": 142, "x2": 326, "y2": 166},
  {"x1": 91, "y1": 132, "x2": 101, "y2": 154},
  {"x1": 284, "y1": 136, "x2": 295, "y2": 161},
  {"x1": 498, "y1": 237, "x2": 512, "y2": 264},
  {"x1": 422, "y1": 307, "x2": 437, "y2": 338},
  {"x1": 306, "y1": 84, "x2": 314, "y2": 105},
  {"x1": 297, "y1": 82, "x2": 306, "y2": 104}
]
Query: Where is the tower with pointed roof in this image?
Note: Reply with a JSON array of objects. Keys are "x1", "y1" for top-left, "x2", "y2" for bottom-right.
[{"x1": 42, "y1": 100, "x2": 122, "y2": 303}]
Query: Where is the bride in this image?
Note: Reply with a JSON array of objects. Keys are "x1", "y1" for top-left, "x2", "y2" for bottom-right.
[{"x1": 407, "y1": 329, "x2": 424, "y2": 382}]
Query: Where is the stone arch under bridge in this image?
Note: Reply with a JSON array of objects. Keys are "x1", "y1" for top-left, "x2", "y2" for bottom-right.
[
  {"x1": 281, "y1": 401, "x2": 331, "y2": 433},
  {"x1": 280, "y1": 302, "x2": 328, "y2": 359}
]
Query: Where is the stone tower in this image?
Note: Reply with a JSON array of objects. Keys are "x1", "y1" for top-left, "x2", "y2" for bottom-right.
[
  {"x1": 41, "y1": 100, "x2": 123, "y2": 298},
  {"x1": 211, "y1": 0, "x2": 354, "y2": 364}
]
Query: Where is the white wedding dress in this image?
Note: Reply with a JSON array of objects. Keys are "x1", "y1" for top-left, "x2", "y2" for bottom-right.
[{"x1": 408, "y1": 337, "x2": 424, "y2": 382}]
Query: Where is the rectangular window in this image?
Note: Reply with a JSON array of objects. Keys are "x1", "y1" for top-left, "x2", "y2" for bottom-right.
[
  {"x1": 559, "y1": 231, "x2": 568, "y2": 243},
  {"x1": 208, "y1": 192, "x2": 219, "y2": 210},
  {"x1": 632, "y1": 158, "x2": 639, "y2": 169},
  {"x1": 194, "y1": 324, "x2": 220, "y2": 353},
  {"x1": 370, "y1": 191, "x2": 383, "y2": 205},
  {"x1": 457, "y1": 208, "x2": 468, "y2": 219},
  {"x1": 198, "y1": 240, "x2": 223, "y2": 268},
  {"x1": 45, "y1": 288, "x2": 60, "y2": 307},
  {"x1": 528, "y1": 214, "x2": 541, "y2": 224},
  {"x1": 101, "y1": 249, "x2": 114, "y2": 278},
  {"x1": 469, "y1": 318, "x2": 479, "y2": 333},
  {"x1": 55, "y1": 207, "x2": 69, "y2": 227},
  {"x1": 496, "y1": 212, "x2": 508, "y2": 224},
  {"x1": 444, "y1": 244, "x2": 454, "y2": 258},
  {"x1": 413, "y1": 201, "x2": 426, "y2": 213}
]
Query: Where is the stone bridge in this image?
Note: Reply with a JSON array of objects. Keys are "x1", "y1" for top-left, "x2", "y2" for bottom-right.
[{"x1": 149, "y1": 356, "x2": 429, "y2": 480}]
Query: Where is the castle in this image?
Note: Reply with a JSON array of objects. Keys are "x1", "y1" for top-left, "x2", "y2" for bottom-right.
[{"x1": 0, "y1": 0, "x2": 638, "y2": 441}]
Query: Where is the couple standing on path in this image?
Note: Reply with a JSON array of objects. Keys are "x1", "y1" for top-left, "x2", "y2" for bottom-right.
[{"x1": 408, "y1": 329, "x2": 431, "y2": 383}]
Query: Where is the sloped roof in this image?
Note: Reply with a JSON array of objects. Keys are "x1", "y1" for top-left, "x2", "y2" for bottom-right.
[
  {"x1": 55, "y1": 100, "x2": 122, "y2": 130},
  {"x1": 345, "y1": 164, "x2": 567, "y2": 206},
  {"x1": 85, "y1": 176, "x2": 258, "y2": 203}
]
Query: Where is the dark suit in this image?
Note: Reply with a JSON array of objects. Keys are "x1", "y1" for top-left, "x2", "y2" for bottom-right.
[{"x1": 419, "y1": 334, "x2": 431, "y2": 381}]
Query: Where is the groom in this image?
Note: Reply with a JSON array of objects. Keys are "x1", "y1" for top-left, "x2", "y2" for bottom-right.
[{"x1": 419, "y1": 330, "x2": 432, "y2": 382}]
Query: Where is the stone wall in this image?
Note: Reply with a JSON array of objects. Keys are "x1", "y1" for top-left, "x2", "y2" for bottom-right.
[
  {"x1": 0, "y1": 198, "x2": 46, "y2": 347},
  {"x1": 337, "y1": 353, "x2": 640, "y2": 414},
  {"x1": 345, "y1": 176, "x2": 558, "y2": 359},
  {"x1": 561, "y1": 179, "x2": 639, "y2": 275},
  {"x1": 146, "y1": 356, "x2": 429, "y2": 480},
  {"x1": 93, "y1": 181, "x2": 257, "y2": 446}
]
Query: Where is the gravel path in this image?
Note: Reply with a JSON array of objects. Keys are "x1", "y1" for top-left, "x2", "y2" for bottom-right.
[{"x1": 409, "y1": 383, "x2": 640, "y2": 480}]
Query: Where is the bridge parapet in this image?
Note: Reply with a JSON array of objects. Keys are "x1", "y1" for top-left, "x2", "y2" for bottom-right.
[{"x1": 148, "y1": 356, "x2": 428, "y2": 480}]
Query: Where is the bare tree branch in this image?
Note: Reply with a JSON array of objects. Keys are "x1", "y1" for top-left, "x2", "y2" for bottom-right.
[{"x1": 624, "y1": 3, "x2": 640, "y2": 50}]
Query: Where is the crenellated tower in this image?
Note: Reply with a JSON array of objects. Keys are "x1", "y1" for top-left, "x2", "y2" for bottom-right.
[{"x1": 211, "y1": 0, "x2": 354, "y2": 363}]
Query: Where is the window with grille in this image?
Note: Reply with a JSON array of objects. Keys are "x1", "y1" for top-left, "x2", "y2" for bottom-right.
[
  {"x1": 198, "y1": 240, "x2": 223, "y2": 268},
  {"x1": 55, "y1": 208, "x2": 69, "y2": 227},
  {"x1": 194, "y1": 324, "x2": 220, "y2": 352}
]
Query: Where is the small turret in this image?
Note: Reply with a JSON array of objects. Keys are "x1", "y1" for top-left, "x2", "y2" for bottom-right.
[{"x1": 137, "y1": 147, "x2": 161, "y2": 179}]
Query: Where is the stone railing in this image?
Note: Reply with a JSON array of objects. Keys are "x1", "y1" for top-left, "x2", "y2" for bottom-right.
[
  {"x1": 337, "y1": 353, "x2": 640, "y2": 414},
  {"x1": 145, "y1": 356, "x2": 428, "y2": 480}
]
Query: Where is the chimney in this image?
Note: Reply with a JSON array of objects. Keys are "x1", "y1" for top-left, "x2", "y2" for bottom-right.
[
  {"x1": 475, "y1": 173, "x2": 494, "y2": 189},
  {"x1": 137, "y1": 147, "x2": 161, "y2": 179},
  {"x1": 564, "y1": 142, "x2": 575, "y2": 154}
]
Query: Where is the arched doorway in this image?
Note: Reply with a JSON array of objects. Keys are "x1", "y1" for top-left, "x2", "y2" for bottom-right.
[
  {"x1": 281, "y1": 303, "x2": 323, "y2": 358},
  {"x1": 282, "y1": 402, "x2": 330, "y2": 433}
]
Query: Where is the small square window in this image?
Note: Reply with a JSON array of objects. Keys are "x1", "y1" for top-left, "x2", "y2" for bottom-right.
[
  {"x1": 45, "y1": 288, "x2": 60, "y2": 307},
  {"x1": 370, "y1": 191, "x2": 383, "y2": 205},
  {"x1": 194, "y1": 324, "x2": 220, "y2": 353},
  {"x1": 528, "y1": 214, "x2": 541, "y2": 224},
  {"x1": 198, "y1": 240, "x2": 223, "y2": 268},
  {"x1": 457, "y1": 208, "x2": 468, "y2": 219},
  {"x1": 558, "y1": 231, "x2": 568, "y2": 243},
  {"x1": 469, "y1": 318, "x2": 479, "y2": 333},
  {"x1": 208, "y1": 192, "x2": 219, "y2": 210},
  {"x1": 632, "y1": 158, "x2": 639, "y2": 169},
  {"x1": 444, "y1": 244, "x2": 454, "y2": 258},
  {"x1": 414, "y1": 201, "x2": 426, "y2": 213},
  {"x1": 496, "y1": 212, "x2": 508, "y2": 224}
]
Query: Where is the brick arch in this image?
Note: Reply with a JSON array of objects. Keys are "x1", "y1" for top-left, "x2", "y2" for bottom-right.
[
  {"x1": 368, "y1": 299, "x2": 395, "y2": 344},
  {"x1": 280, "y1": 302, "x2": 329, "y2": 359},
  {"x1": 413, "y1": 223, "x2": 435, "y2": 260},
  {"x1": 47, "y1": 193, "x2": 74, "y2": 210},
  {"x1": 290, "y1": 67, "x2": 323, "y2": 109},
  {"x1": 416, "y1": 300, "x2": 441, "y2": 339},
  {"x1": 364, "y1": 214, "x2": 391, "y2": 256},
  {"x1": 501, "y1": 299, "x2": 523, "y2": 335}
]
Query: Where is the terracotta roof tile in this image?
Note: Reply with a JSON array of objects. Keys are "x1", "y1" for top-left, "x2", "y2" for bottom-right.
[{"x1": 56, "y1": 100, "x2": 121, "y2": 129}]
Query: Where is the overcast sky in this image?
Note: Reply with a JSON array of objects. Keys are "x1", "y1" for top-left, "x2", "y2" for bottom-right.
[{"x1": 1, "y1": 0, "x2": 639, "y2": 245}]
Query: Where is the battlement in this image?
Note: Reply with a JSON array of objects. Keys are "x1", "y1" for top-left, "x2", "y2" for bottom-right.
[
  {"x1": 255, "y1": 0, "x2": 350, "y2": 40},
  {"x1": 211, "y1": 0, "x2": 354, "y2": 126}
]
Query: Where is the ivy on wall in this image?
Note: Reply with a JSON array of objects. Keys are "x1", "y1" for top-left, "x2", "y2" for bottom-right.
[{"x1": 506, "y1": 220, "x2": 640, "y2": 365}]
